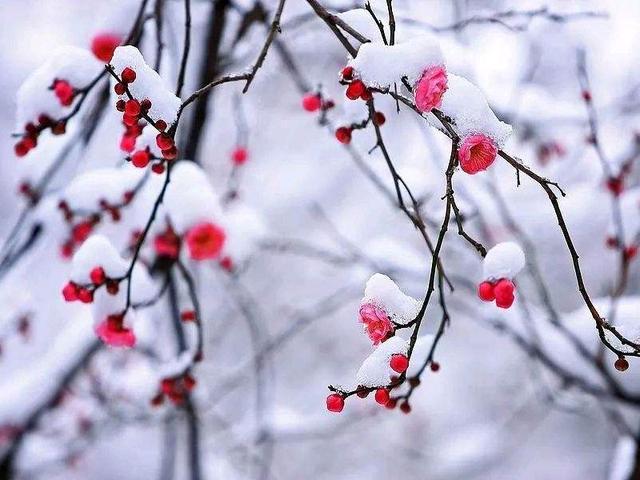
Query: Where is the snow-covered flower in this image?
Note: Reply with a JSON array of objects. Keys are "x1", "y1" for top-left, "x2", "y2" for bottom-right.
[
  {"x1": 458, "y1": 133, "x2": 498, "y2": 174},
  {"x1": 359, "y1": 303, "x2": 393, "y2": 345},
  {"x1": 414, "y1": 66, "x2": 447, "y2": 113}
]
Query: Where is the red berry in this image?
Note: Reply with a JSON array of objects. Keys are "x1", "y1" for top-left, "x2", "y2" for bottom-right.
[
  {"x1": 478, "y1": 281, "x2": 495, "y2": 302},
  {"x1": 156, "y1": 133, "x2": 173, "y2": 150},
  {"x1": 162, "y1": 146, "x2": 178, "y2": 161},
  {"x1": 606, "y1": 177, "x2": 624, "y2": 196},
  {"x1": 624, "y1": 245, "x2": 638, "y2": 261},
  {"x1": 122, "y1": 113, "x2": 138, "y2": 127},
  {"x1": 374, "y1": 388, "x2": 390, "y2": 405},
  {"x1": 115, "y1": 99, "x2": 126, "y2": 112},
  {"x1": 335, "y1": 127, "x2": 352, "y2": 144},
  {"x1": 341, "y1": 66, "x2": 354, "y2": 81},
  {"x1": 183, "y1": 374, "x2": 196, "y2": 391},
  {"x1": 90, "y1": 266, "x2": 106, "y2": 285},
  {"x1": 140, "y1": 99, "x2": 152, "y2": 112},
  {"x1": 131, "y1": 150, "x2": 151, "y2": 168},
  {"x1": 181, "y1": 310, "x2": 196, "y2": 322},
  {"x1": 54, "y1": 80, "x2": 74, "y2": 106},
  {"x1": 302, "y1": 93, "x2": 322, "y2": 112},
  {"x1": 494, "y1": 279, "x2": 515, "y2": 309},
  {"x1": 615, "y1": 357, "x2": 629, "y2": 372},
  {"x1": 360, "y1": 89, "x2": 373, "y2": 101},
  {"x1": 373, "y1": 111, "x2": 386, "y2": 126},
  {"x1": 356, "y1": 389, "x2": 369, "y2": 398},
  {"x1": 606, "y1": 236, "x2": 619, "y2": 249},
  {"x1": 60, "y1": 241, "x2": 74, "y2": 259},
  {"x1": 390, "y1": 354, "x2": 409, "y2": 374},
  {"x1": 14, "y1": 141, "x2": 29, "y2": 157},
  {"x1": 120, "y1": 135, "x2": 136, "y2": 152},
  {"x1": 114, "y1": 83, "x2": 126, "y2": 95},
  {"x1": 62, "y1": 282, "x2": 79, "y2": 302},
  {"x1": 121, "y1": 67, "x2": 136, "y2": 84},
  {"x1": 400, "y1": 401, "x2": 411, "y2": 414},
  {"x1": 52, "y1": 122, "x2": 66, "y2": 135},
  {"x1": 38, "y1": 114, "x2": 53, "y2": 126},
  {"x1": 151, "y1": 163, "x2": 165, "y2": 174},
  {"x1": 125, "y1": 99, "x2": 141, "y2": 116},
  {"x1": 91, "y1": 33, "x2": 121, "y2": 62},
  {"x1": 77, "y1": 288, "x2": 94, "y2": 304},
  {"x1": 231, "y1": 147, "x2": 248, "y2": 165},
  {"x1": 346, "y1": 80, "x2": 366, "y2": 100},
  {"x1": 25, "y1": 122, "x2": 37, "y2": 135},
  {"x1": 72, "y1": 221, "x2": 93, "y2": 243},
  {"x1": 581, "y1": 90, "x2": 592, "y2": 102},
  {"x1": 219, "y1": 256, "x2": 234, "y2": 272},
  {"x1": 430, "y1": 362, "x2": 440, "y2": 372},
  {"x1": 326, "y1": 394, "x2": 344, "y2": 413},
  {"x1": 106, "y1": 280, "x2": 119, "y2": 295},
  {"x1": 385, "y1": 398, "x2": 397, "y2": 409},
  {"x1": 23, "y1": 136, "x2": 37, "y2": 149},
  {"x1": 155, "y1": 120, "x2": 167, "y2": 131}
]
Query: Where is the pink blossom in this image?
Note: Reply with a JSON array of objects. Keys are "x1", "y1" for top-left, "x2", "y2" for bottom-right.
[
  {"x1": 95, "y1": 314, "x2": 135, "y2": 348},
  {"x1": 414, "y1": 66, "x2": 447, "y2": 113},
  {"x1": 185, "y1": 222, "x2": 226, "y2": 260},
  {"x1": 458, "y1": 134, "x2": 498, "y2": 174},
  {"x1": 359, "y1": 303, "x2": 393, "y2": 345}
]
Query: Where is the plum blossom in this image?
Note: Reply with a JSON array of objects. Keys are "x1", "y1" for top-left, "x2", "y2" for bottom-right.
[
  {"x1": 185, "y1": 222, "x2": 226, "y2": 260},
  {"x1": 414, "y1": 66, "x2": 447, "y2": 113},
  {"x1": 359, "y1": 303, "x2": 393, "y2": 345},
  {"x1": 95, "y1": 313, "x2": 135, "y2": 348},
  {"x1": 458, "y1": 133, "x2": 498, "y2": 174}
]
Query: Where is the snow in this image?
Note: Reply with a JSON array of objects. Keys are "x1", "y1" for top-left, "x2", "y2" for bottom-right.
[
  {"x1": 435, "y1": 74, "x2": 512, "y2": 147},
  {"x1": 70, "y1": 235, "x2": 128, "y2": 284},
  {"x1": 221, "y1": 203, "x2": 267, "y2": 263},
  {"x1": 62, "y1": 167, "x2": 146, "y2": 211},
  {"x1": 163, "y1": 162, "x2": 224, "y2": 234},
  {"x1": 110, "y1": 46, "x2": 181, "y2": 126},
  {"x1": 406, "y1": 334, "x2": 436, "y2": 377},
  {"x1": 349, "y1": 35, "x2": 444, "y2": 89},
  {"x1": 16, "y1": 46, "x2": 103, "y2": 129},
  {"x1": 355, "y1": 336, "x2": 408, "y2": 387},
  {"x1": 0, "y1": 315, "x2": 96, "y2": 426},
  {"x1": 608, "y1": 436, "x2": 636, "y2": 480},
  {"x1": 361, "y1": 273, "x2": 419, "y2": 324},
  {"x1": 482, "y1": 242, "x2": 525, "y2": 281}
]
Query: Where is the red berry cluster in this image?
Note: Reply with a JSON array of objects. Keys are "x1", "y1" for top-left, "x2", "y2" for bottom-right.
[
  {"x1": 14, "y1": 114, "x2": 66, "y2": 158},
  {"x1": 301, "y1": 92, "x2": 335, "y2": 113},
  {"x1": 58, "y1": 191, "x2": 135, "y2": 259},
  {"x1": 340, "y1": 67, "x2": 372, "y2": 102},
  {"x1": 113, "y1": 67, "x2": 177, "y2": 172},
  {"x1": 62, "y1": 265, "x2": 120, "y2": 304},
  {"x1": 333, "y1": 67, "x2": 385, "y2": 145},
  {"x1": 478, "y1": 278, "x2": 516, "y2": 309},
  {"x1": 152, "y1": 373, "x2": 197, "y2": 406},
  {"x1": 327, "y1": 354, "x2": 413, "y2": 414}
]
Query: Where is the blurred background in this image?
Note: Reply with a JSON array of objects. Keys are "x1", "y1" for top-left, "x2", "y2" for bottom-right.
[{"x1": 0, "y1": 0, "x2": 639, "y2": 479}]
